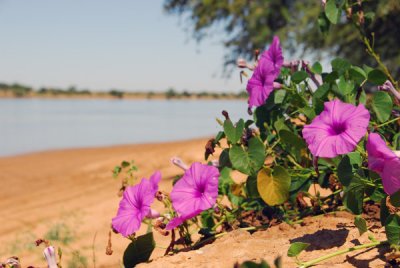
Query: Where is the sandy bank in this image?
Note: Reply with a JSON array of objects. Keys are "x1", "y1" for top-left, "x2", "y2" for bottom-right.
[{"x1": 0, "y1": 138, "x2": 209, "y2": 267}]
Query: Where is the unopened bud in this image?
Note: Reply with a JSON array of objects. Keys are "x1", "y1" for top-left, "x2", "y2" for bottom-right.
[
  {"x1": 273, "y1": 82, "x2": 282, "y2": 89},
  {"x1": 378, "y1": 80, "x2": 400, "y2": 101},
  {"x1": 43, "y1": 246, "x2": 58, "y2": 268},
  {"x1": 170, "y1": 157, "x2": 188, "y2": 171},
  {"x1": 237, "y1": 58, "x2": 247, "y2": 68},
  {"x1": 222, "y1": 110, "x2": 230, "y2": 120},
  {"x1": 146, "y1": 208, "x2": 160, "y2": 219}
]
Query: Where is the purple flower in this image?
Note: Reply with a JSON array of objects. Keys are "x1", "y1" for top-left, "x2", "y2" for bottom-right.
[
  {"x1": 302, "y1": 99, "x2": 370, "y2": 158},
  {"x1": 382, "y1": 159, "x2": 400, "y2": 195},
  {"x1": 367, "y1": 133, "x2": 400, "y2": 195},
  {"x1": 112, "y1": 171, "x2": 161, "y2": 237},
  {"x1": 367, "y1": 133, "x2": 397, "y2": 173},
  {"x1": 166, "y1": 209, "x2": 203, "y2": 230},
  {"x1": 166, "y1": 162, "x2": 219, "y2": 230},
  {"x1": 247, "y1": 36, "x2": 283, "y2": 108}
]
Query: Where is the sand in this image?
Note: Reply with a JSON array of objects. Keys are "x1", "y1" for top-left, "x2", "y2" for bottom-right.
[
  {"x1": 0, "y1": 138, "x2": 208, "y2": 267},
  {"x1": 0, "y1": 139, "x2": 390, "y2": 268}
]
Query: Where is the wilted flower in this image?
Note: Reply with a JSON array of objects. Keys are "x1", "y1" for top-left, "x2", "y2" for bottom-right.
[
  {"x1": 367, "y1": 133, "x2": 400, "y2": 195},
  {"x1": 247, "y1": 36, "x2": 283, "y2": 108},
  {"x1": 166, "y1": 209, "x2": 203, "y2": 230},
  {"x1": 302, "y1": 99, "x2": 370, "y2": 158},
  {"x1": 3, "y1": 257, "x2": 21, "y2": 268},
  {"x1": 166, "y1": 162, "x2": 219, "y2": 230},
  {"x1": 378, "y1": 80, "x2": 400, "y2": 101},
  {"x1": 112, "y1": 171, "x2": 161, "y2": 237},
  {"x1": 43, "y1": 246, "x2": 58, "y2": 268}
]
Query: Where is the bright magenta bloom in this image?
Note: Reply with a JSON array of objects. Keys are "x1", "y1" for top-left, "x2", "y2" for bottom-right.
[
  {"x1": 247, "y1": 36, "x2": 283, "y2": 108},
  {"x1": 302, "y1": 99, "x2": 370, "y2": 158},
  {"x1": 112, "y1": 171, "x2": 161, "y2": 237},
  {"x1": 166, "y1": 162, "x2": 219, "y2": 230},
  {"x1": 367, "y1": 133, "x2": 400, "y2": 195}
]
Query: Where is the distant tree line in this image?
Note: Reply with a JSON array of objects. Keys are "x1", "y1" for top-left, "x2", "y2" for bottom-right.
[{"x1": 0, "y1": 82, "x2": 246, "y2": 100}]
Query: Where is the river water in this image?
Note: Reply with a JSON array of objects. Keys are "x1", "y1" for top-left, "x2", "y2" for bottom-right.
[{"x1": 0, "y1": 99, "x2": 249, "y2": 156}]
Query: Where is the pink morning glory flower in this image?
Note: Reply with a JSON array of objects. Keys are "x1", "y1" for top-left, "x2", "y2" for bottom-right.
[
  {"x1": 246, "y1": 36, "x2": 283, "y2": 108},
  {"x1": 166, "y1": 162, "x2": 219, "y2": 230},
  {"x1": 382, "y1": 159, "x2": 400, "y2": 195},
  {"x1": 367, "y1": 133, "x2": 397, "y2": 173},
  {"x1": 166, "y1": 209, "x2": 204, "y2": 230},
  {"x1": 367, "y1": 133, "x2": 400, "y2": 195},
  {"x1": 302, "y1": 99, "x2": 370, "y2": 158},
  {"x1": 112, "y1": 171, "x2": 161, "y2": 237}
]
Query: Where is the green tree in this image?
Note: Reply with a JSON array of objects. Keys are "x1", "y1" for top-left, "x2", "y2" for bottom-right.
[{"x1": 164, "y1": 0, "x2": 400, "y2": 76}]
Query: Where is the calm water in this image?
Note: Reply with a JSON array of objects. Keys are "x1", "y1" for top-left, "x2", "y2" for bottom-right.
[{"x1": 0, "y1": 99, "x2": 249, "y2": 156}]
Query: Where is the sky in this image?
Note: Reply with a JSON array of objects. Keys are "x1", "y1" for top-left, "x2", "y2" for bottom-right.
[{"x1": 0, "y1": 0, "x2": 244, "y2": 93}]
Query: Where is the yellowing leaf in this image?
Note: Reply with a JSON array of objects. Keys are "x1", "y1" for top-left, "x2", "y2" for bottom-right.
[{"x1": 257, "y1": 166, "x2": 291, "y2": 206}]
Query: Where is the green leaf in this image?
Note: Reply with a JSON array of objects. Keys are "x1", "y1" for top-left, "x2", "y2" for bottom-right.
[
  {"x1": 349, "y1": 66, "x2": 367, "y2": 84},
  {"x1": 257, "y1": 166, "x2": 291, "y2": 206},
  {"x1": 300, "y1": 106, "x2": 316, "y2": 120},
  {"x1": 121, "y1": 161, "x2": 130, "y2": 168},
  {"x1": 219, "y1": 148, "x2": 231, "y2": 168},
  {"x1": 313, "y1": 84, "x2": 330, "y2": 100},
  {"x1": 371, "y1": 91, "x2": 393, "y2": 123},
  {"x1": 385, "y1": 214, "x2": 400, "y2": 246},
  {"x1": 390, "y1": 190, "x2": 400, "y2": 207},
  {"x1": 113, "y1": 166, "x2": 122, "y2": 178},
  {"x1": 291, "y1": 71, "x2": 308, "y2": 84},
  {"x1": 279, "y1": 130, "x2": 306, "y2": 150},
  {"x1": 224, "y1": 119, "x2": 244, "y2": 144},
  {"x1": 331, "y1": 58, "x2": 351, "y2": 73},
  {"x1": 311, "y1": 62, "x2": 323, "y2": 74},
  {"x1": 337, "y1": 152, "x2": 362, "y2": 187},
  {"x1": 318, "y1": 12, "x2": 331, "y2": 33},
  {"x1": 337, "y1": 76, "x2": 355, "y2": 95},
  {"x1": 239, "y1": 260, "x2": 271, "y2": 268},
  {"x1": 367, "y1": 69, "x2": 387, "y2": 85},
  {"x1": 343, "y1": 177, "x2": 365, "y2": 215},
  {"x1": 354, "y1": 216, "x2": 368, "y2": 235},
  {"x1": 229, "y1": 138, "x2": 265, "y2": 175},
  {"x1": 274, "y1": 90, "x2": 286, "y2": 104},
  {"x1": 381, "y1": 196, "x2": 390, "y2": 226},
  {"x1": 123, "y1": 232, "x2": 155, "y2": 268},
  {"x1": 219, "y1": 167, "x2": 234, "y2": 195},
  {"x1": 246, "y1": 176, "x2": 260, "y2": 198},
  {"x1": 287, "y1": 242, "x2": 310, "y2": 257},
  {"x1": 201, "y1": 210, "x2": 215, "y2": 229},
  {"x1": 394, "y1": 133, "x2": 400, "y2": 150},
  {"x1": 325, "y1": 0, "x2": 341, "y2": 24}
]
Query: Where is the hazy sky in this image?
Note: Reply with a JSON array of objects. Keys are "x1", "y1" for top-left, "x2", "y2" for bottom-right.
[{"x1": 0, "y1": 0, "x2": 244, "y2": 92}]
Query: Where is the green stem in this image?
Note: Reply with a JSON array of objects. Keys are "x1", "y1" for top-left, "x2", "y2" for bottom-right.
[
  {"x1": 298, "y1": 240, "x2": 388, "y2": 268},
  {"x1": 375, "y1": 116, "x2": 400, "y2": 128},
  {"x1": 362, "y1": 36, "x2": 398, "y2": 90}
]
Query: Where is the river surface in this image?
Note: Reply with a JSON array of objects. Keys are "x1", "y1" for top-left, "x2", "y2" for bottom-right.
[{"x1": 0, "y1": 99, "x2": 249, "y2": 156}]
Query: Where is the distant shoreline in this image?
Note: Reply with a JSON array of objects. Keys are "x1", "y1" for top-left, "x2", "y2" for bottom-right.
[
  {"x1": 0, "y1": 82, "x2": 247, "y2": 100},
  {"x1": 0, "y1": 91, "x2": 246, "y2": 100}
]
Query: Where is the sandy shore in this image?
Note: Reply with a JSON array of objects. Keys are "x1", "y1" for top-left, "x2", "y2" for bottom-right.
[{"x1": 0, "y1": 138, "x2": 209, "y2": 267}]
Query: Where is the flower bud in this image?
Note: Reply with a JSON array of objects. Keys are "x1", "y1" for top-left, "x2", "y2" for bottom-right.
[
  {"x1": 378, "y1": 80, "x2": 400, "y2": 101},
  {"x1": 170, "y1": 157, "x2": 188, "y2": 171},
  {"x1": 43, "y1": 246, "x2": 58, "y2": 268},
  {"x1": 273, "y1": 82, "x2": 282, "y2": 89},
  {"x1": 146, "y1": 208, "x2": 160, "y2": 219}
]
